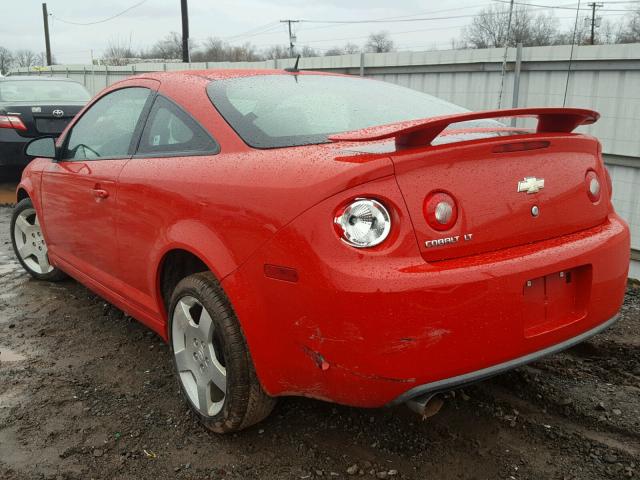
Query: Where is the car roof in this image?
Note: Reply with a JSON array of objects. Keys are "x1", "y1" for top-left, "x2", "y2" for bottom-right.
[{"x1": 132, "y1": 69, "x2": 340, "y2": 83}]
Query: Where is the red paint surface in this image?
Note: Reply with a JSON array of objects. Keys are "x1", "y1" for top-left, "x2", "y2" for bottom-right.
[{"x1": 17, "y1": 70, "x2": 630, "y2": 407}]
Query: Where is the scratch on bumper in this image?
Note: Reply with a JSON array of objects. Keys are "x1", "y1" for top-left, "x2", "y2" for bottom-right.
[{"x1": 388, "y1": 313, "x2": 621, "y2": 406}]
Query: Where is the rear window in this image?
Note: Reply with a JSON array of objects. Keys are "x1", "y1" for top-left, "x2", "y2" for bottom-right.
[
  {"x1": 0, "y1": 80, "x2": 91, "y2": 103},
  {"x1": 207, "y1": 74, "x2": 469, "y2": 148}
]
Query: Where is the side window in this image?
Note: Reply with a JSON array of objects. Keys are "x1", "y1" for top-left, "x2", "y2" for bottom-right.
[
  {"x1": 63, "y1": 87, "x2": 151, "y2": 161},
  {"x1": 137, "y1": 96, "x2": 218, "y2": 156}
]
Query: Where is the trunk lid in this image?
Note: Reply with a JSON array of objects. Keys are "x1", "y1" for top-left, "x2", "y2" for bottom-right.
[
  {"x1": 392, "y1": 133, "x2": 609, "y2": 261},
  {"x1": 329, "y1": 107, "x2": 607, "y2": 262},
  {"x1": 1, "y1": 103, "x2": 84, "y2": 138}
]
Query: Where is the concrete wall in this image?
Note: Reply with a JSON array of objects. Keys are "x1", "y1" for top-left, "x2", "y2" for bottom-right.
[{"x1": 9, "y1": 44, "x2": 640, "y2": 275}]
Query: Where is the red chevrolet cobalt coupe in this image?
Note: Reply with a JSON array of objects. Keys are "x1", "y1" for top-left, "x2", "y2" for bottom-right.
[{"x1": 12, "y1": 70, "x2": 630, "y2": 432}]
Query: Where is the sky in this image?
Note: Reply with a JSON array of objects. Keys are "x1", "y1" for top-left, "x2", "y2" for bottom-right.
[{"x1": 0, "y1": 0, "x2": 635, "y2": 64}]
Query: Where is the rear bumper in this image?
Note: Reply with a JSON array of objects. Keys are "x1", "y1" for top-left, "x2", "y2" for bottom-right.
[
  {"x1": 0, "y1": 129, "x2": 30, "y2": 167},
  {"x1": 390, "y1": 313, "x2": 619, "y2": 405},
  {"x1": 223, "y1": 213, "x2": 630, "y2": 408}
]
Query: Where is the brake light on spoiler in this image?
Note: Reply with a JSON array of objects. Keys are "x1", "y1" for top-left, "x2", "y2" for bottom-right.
[{"x1": 328, "y1": 107, "x2": 599, "y2": 149}]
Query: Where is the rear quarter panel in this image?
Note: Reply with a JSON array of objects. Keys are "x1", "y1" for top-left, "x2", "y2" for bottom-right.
[{"x1": 116, "y1": 77, "x2": 395, "y2": 332}]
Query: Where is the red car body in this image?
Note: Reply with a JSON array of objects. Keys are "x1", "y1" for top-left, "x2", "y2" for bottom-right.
[{"x1": 17, "y1": 70, "x2": 630, "y2": 408}]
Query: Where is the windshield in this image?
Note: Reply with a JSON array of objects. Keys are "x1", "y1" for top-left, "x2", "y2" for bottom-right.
[
  {"x1": 207, "y1": 74, "x2": 471, "y2": 148},
  {"x1": 0, "y1": 80, "x2": 91, "y2": 103}
]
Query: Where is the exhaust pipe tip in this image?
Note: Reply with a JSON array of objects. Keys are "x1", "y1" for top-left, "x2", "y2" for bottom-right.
[{"x1": 405, "y1": 393, "x2": 444, "y2": 420}]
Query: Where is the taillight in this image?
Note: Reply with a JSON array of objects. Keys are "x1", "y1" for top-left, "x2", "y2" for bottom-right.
[
  {"x1": 424, "y1": 191, "x2": 458, "y2": 231},
  {"x1": 0, "y1": 115, "x2": 27, "y2": 131},
  {"x1": 585, "y1": 170, "x2": 601, "y2": 203},
  {"x1": 334, "y1": 198, "x2": 392, "y2": 248}
]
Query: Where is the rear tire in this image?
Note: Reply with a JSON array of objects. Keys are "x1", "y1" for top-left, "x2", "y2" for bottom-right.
[
  {"x1": 10, "y1": 198, "x2": 67, "y2": 282},
  {"x1": 168, "y1": 272, "x2": 276, "y2": 433}
]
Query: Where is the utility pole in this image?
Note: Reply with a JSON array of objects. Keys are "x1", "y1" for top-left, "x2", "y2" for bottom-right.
[
  {"x1": 280, "y1": 20, "x2": 299, "y2": 58},
  {"x1": 588, "y1": 2, "x2": 603, "y2": 45},
  {"x1": 180, "y1": 0, "x2": 190, "y2": 62},
  {"x1": 42, "y1": 3, "x2": 52, "y2": 66}
]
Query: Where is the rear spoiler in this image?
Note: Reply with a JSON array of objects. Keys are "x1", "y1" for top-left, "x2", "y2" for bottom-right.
[{"x1": 328, "y1": 107, "x2": 599, "y2": 149}]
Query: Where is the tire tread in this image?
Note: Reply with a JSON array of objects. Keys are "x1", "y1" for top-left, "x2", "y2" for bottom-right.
[
  {"x1": 10, "y1": 198, "x2": 67, "y2": 282},
  {"x1": 169, "y1": 272, "x2": 275, "y2": 433}
]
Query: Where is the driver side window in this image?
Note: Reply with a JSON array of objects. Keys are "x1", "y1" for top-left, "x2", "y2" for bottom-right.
[{"x1": 62, "y1": 87, "x2": 151, "y2": 161}]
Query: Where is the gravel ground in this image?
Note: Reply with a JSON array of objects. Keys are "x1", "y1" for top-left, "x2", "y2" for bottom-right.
[{"x1": 0, "y1": 204, "x2": 638, "y2": 480}]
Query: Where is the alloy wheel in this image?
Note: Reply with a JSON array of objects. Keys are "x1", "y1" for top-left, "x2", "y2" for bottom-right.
[
  {"x1": 171, "y1": 295, "x2": 227, "y2": 417},
  {"x1": 13, "y1": 208, "x2": 53, "y2": 274}
]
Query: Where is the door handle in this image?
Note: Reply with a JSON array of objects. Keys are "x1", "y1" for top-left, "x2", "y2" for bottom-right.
[{"x1": 92, "y1": 188, "x2": 109, "y2": 199}]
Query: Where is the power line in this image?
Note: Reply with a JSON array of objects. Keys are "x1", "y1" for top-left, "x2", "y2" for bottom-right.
[
  {"x1": 492, "y1": 0, "x2": 634, "y2": 11},
  {"x1": 224, "y1": 2, "x2": 629, "y2": 45},
  {"x1": 224, "y1": 8, "x2": 626, "y2": 50},
  {"x1": 299, "y1": 13, "x2": 498, "y2": 24},
  {"x1": 222, "y1": 22, "x2": 282, "y2": 42},
  {"x1": 298, "y1": 24, "x2": 471, "y2": 45},
  {"x1": 51, "y1": 0, "x2": 148, "y2": 26}
]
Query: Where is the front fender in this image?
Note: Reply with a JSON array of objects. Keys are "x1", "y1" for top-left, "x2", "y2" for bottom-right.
[{"x1": 15, "y1": 162, "x2": 51, "y2": 248}]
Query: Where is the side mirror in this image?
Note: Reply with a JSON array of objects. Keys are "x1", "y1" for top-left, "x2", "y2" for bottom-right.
[{"x1": 25, "y1": 137, "x2": 57, "y2": 159}]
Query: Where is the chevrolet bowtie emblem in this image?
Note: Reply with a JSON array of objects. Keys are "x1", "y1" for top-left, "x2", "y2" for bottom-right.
[{"x1": 517, "y1": 177, "x2": 545, "y2": 194}]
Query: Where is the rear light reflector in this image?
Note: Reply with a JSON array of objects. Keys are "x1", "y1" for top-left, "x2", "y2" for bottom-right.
[
  {"x1": 585, "y1": 170, "x2": 601, "y2": 203},
  {"x1": 264, "y1": 264, "x2": 299, "y2": 283},
  {"x1": 0, "y1": 115, "x2": 27, "y2": 131},
  {"x1": 424, "y1": 191, "x2": 458, "y2": 231}
]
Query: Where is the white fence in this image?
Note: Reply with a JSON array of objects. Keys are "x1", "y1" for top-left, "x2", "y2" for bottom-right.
[{"x1": 9, "y1": 43, "x2": 640, "y2": 277}]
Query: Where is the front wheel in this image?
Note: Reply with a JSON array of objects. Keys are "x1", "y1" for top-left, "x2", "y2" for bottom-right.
[
  {"x1": 10, "y1": 198, "x2": 67, "y2": 282},
  {"x1": 168, "y1": 272, "x2": 276, "y2": 433}
]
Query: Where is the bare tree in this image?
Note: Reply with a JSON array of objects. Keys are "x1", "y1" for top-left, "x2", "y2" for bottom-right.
[
  {"x1": 323, "y1": 47, "x2": 344, "y2": 57},
  {"x1": 299, "y1": 45, "x2": 320, "y2": 57},
  {"x1": 324, "y1": 43, "x2": 362, "y2": 56},
  {"x1": 462, "y1": 5, "x2": 559, "y2": 48},
  {"x1": 365, "y1": 32, "x2": 395, "y2": 53},
  {"x1": 0, "y1": 46, "x2": 14, "y2": 74},
  {"x1": 553, "y1": 17, "x2": 617, "y2": 46},
  {"x1": 13, "y1": 49, "x2": 42, "y2": 68},
  {"x1": 102, "y1": 39, "x2": 135, "y2": 66},
  {"x1": 191, "y1": 38, "x2": 226, "y2": 62},
  {"x1": 568, "y1": 18, "x2": 619, "y2": 45},
  {"x1": 617, "y1": 7, "x2": 640, "y2": 43},
  {"x1": 343, "y1": 43, "x2": 361, "y2": 54},
  {"x1": 228, "y1": 43, "x2": 261, "y2": 62},
  {"x1": 191, "y1": 38, "x2": 261, "y2": 62},
  {"x1": 262, "y1": 45, "x2": 290, "y2": 60},
  {"x1": 598, "y1": 20, "x2": 618, "y2": 45},
  {"x1": 146, "y1": 32, "x2": 194, "y2": 60}
]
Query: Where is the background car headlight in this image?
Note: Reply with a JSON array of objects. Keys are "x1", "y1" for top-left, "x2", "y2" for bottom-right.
[{"x1": 334, "y1": 198, "x2": 391, "y2": 248}]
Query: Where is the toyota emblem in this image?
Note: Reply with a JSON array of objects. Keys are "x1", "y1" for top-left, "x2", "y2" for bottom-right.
[{"x1": 52, "y1": 109, "x2": 64, "y2": 118}]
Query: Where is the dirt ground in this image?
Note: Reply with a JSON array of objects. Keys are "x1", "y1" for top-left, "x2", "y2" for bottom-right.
[{"x1": 0, "y1": 203, "x2": 639, "y2": 480}]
